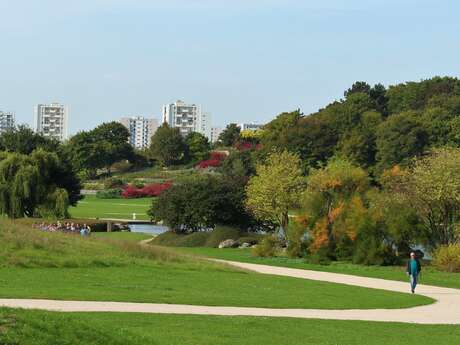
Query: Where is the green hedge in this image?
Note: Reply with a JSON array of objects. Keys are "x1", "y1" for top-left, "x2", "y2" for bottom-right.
[{"x1": 96, "y1": 189, "x2": 122, "y2": 199}]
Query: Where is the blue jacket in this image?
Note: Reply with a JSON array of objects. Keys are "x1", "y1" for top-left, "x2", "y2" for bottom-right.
[{"x1": 406, "y1": 259, "x2": 421, "y2": 275}]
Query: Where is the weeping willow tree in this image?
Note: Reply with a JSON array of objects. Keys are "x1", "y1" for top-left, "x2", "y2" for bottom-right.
[{"x1": 0, "y1": 149, "x2": 72, "y2": 219}]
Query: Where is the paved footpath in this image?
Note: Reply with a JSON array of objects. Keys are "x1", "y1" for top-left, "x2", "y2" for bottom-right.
[{"x1": 1, "y1": 259, "x2": 459, "y2": 324}]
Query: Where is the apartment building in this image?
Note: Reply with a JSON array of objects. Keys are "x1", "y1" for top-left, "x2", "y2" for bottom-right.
[
  {"x1": 34, "y1": 103, "x2": 69, "y2": 141},
  {"x1": 162, "y1": 100, "x2": 211, "y2": 140},
  {"x1": 120, "y1": 116, "x2": 159, "y2": 149},
  {"x1": 238, "y1": 122, "x2": 264, "y2": 131},
  {"x1": 0, "y1": 111, "x2": 15, "y2": 133}
]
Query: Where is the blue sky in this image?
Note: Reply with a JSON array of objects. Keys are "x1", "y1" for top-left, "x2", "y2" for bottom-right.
[{"x1": 0, "y1": 0, "x2": 459, "y2": 133}]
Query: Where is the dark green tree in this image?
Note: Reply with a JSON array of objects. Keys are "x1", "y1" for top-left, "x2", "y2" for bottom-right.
[
  {"x1": 260, "y1": 110, "x2": 302, "y2": 150},
  {"x1": 344, "y1": 81, "x2": 371, "y2": 98},
  {"x1": 218, "y1": 123, "x2": 241, "y2": 147},
  {"x1": 148, "y1": 175, "x2": 256, "y2": 233},
  {"x1": 91, "y1": 122, "x2": 134, "y2": 173},
  {"x1": 149, "y1": 123, "x2": 187, "y2": 166},
  {"x1": 375, "y1": 112, "x2": 428, "y2": 171},
  {"x1": 0, "y1": 125, "x2": 59, "y2": 154},
  {"x1": 220, "y1": 150, "x2": 256, "y2": 178},
  {"x1": 185, "y1": 132, "x2": 210, "y2": 163},
  {"x1": 65, "y1": 122, "x2": 134, "y2": 175},
  {"x1": 336, "y1": 111, "x2": 382, "y2": 168}
]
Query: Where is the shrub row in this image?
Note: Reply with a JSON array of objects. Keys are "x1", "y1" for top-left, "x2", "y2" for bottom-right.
[
  {"x1": 195, "y1": 152, "x2": 227, "y2": 169},
  {"x1": 96, "y1": 188, "x2": 122, "y2": 199},
  {"x1": 121, "y1": 181, "x2": 173, "y2": 199}
]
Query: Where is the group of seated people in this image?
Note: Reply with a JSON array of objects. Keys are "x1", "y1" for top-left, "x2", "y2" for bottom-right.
[{"x1": 32, "y1": 221, "x2": 92, "y2": 236}]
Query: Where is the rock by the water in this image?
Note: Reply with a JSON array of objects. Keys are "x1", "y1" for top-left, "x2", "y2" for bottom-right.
[{"x1": 218, "y1": 239, "x2": 238, "y2": 249}]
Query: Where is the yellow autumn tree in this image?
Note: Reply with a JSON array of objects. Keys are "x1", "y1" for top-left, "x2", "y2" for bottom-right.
[{"x1": 246, "y1": 150, "x2": 306, "y2": 241}]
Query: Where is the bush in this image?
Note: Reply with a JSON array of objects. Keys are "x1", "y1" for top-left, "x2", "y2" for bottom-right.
[
  {"x1": 111, "y1": 160, "x2": 133, "y2": 173},
  {"x1": 353, "y1": 221, "x2": 399, "y2": 266},
  {"x1": 82, "y1": 182, "x2": 104, "y2": 190},
  {"x1": 152, "y1": 227, "x2": 261, "y2": 248},
  {"x1": 286, "y1": 217, "x2": 309, "y2": 258},
  {"x1": 432, "y1": 244, "x2": 460, "y2": 272},
  {"x1": 252, "y1": 235, "x2": 280, "y2": 257},
  {"x1": 196, "y1": 152, "x2": 227, "y2": 169},
  {"x1": 122, "y1": 182, "x2": 172, "y2": 199},
  {"x1": 96, "y1": 188, "x2": 122, "y2": 199},
  {"x1": 133, "y1": 181, "x2": 145, "y2": 189},
  {"x1": 335, "y1": 235, "x2": 354, "y2": 261},
  {"x1": 104, "y1": 178, "x2": 125, "y2": 190}
]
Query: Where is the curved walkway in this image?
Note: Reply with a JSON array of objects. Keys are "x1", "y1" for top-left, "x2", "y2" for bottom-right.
[{"x1": 1, "y1": 259, "x2": 459, "y2": 324}]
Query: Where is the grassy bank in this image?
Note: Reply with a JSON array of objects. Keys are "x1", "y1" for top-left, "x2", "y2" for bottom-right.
[
  {"x1": 151, "y1": 228, "x2": 262, "y2": 248},
  {"x1": 1, "y1": 308, "x2": 460, "y2": 345},
  {"x1": 179, "y1": 247, "x2": 460, "y2": 289},
  {"x1": 69, "y1": 195, "x2": 153, "y2": 220},
  {"x1": 0, "y1": 220, "x2": 432, "y2": 309}
]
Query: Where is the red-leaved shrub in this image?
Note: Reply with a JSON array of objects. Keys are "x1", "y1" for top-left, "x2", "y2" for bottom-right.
[
  {"x1": 235, "y1": 141, "x2": 253, "y2": 151},
  {"x1": 234, "y1": 141, "x2": 263, "y2": 151},
  {"x1": 122, "y1": 181, "x2": 172, "y2": 199},
  {"x1": 196, "y1": 152, "x2": 227, "y2": 169}
]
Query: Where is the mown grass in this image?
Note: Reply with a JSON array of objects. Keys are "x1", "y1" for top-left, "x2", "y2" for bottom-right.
[
  {"x1": 1, "y1": 308, "x2": 460, "y2": 345},
  {"x1": 69, "y1": 195, "x2": 153, "y2": 220},
  {"x1": 179, "y1": 247, "x2": 460, "y2": 289},
  {"x1": 0, "y1": 220, "x2": 433, "y2": 309}
]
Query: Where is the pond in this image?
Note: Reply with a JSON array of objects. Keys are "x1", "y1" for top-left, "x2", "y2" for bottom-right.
[{"x1": 128, "y1": 223, "x2": 169, "y2": 235}]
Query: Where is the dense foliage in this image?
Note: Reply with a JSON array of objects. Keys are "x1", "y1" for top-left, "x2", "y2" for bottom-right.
[
  {"x1": 382, "y1": 148, "x2": 460, "y2": 247},
  {"x1": 0, "y1": 150, "x2": 78, "y2": 218},
  {"x1": 122, "y1": 182, "x2": 172, "y2": 199},
  {"x1": 246, "y1": 150, "x2": 305, "y2": 241},
  {"x1": 148, "y1": 175, "x2": 257, "y2": 233},
  {"x1": 217, "y1": 123, "x2": 241, "y2": 147},
  {"x1": 0, "y1": 125, "x2": 60, "y2": 154},
  {"x1": 65, "y1": 122, "x2": 134, "y2": 177},
  {"x1": 259, "y1": 77, "x2": 460, "y2": 174},
  {"x1": 149, "y1": 123, "x2": 188, "y2": 166},
  {"x1": 185, "y1": 132, "x2": 211, "y2": 163},
  {"x1": 195, "y1": 152, "x2": 227, "y2": 169}
]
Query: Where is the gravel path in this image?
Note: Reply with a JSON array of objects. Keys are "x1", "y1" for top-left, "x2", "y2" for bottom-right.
[{"x1": 1, "y1": 259, "x2": 459, "y2": 324}]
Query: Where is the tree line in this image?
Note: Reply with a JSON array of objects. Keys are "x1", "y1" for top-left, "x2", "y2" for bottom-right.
[{"x1": 148, "y1": 76, "x2": 460, "y2": 267}]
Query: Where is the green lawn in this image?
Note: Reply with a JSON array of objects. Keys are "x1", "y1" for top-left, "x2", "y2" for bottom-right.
[
  {"x1": 0, "y1": 220, "x2": 432, "y2": 310},
  {"x1": 91, "y1": 231, "x2": 153, "y2": 242},
  {"x1": 0, "y1": 264, "x2": 431, "y2": 309},
  {"x1": 1, "y1": 308, "x2": 460, "y2": 345},
  {"x1": 179, "y1": 247, "x2": 460, "y2": 289},
  {"x1": 69, "y1": 195, "x2": 153, "y2": 220}
]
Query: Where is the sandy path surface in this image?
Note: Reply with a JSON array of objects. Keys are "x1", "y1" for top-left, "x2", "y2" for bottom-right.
[{"x1": 1, "y1": 259, "x2": 459, "y2": 324}]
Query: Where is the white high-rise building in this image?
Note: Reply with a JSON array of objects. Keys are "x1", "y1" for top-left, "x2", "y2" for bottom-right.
[
  {"x1": 210, "y1": 127, "x2": 223, "y2": 143},
  {"x1": 34, "y1": 103, "x2": 69, "y2": 141},
  {"x1": 0, "y1": 111, "x2": 15, "y2": 133},
  {"x1": 238, "y1": 122, "x2": 264, "y2": 131},
  {"x1": 120, "y1": 116, "x2": 159, "y2": 149},
  {"x1": 198, "y1": 112, "x2": 212, "y2": 140},
  {"x1": 162, "y1": 100, "x2": 212, "y2": 140}
]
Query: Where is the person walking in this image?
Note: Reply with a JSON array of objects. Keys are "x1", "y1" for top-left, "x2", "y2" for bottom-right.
[{"x1": 406, "y1": 251, "x2": 422, "y2": 293}]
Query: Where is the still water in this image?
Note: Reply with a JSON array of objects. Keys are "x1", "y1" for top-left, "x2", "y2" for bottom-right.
[{"x1": 128, "y1": 223, "x2": 169, "y2": 235}]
